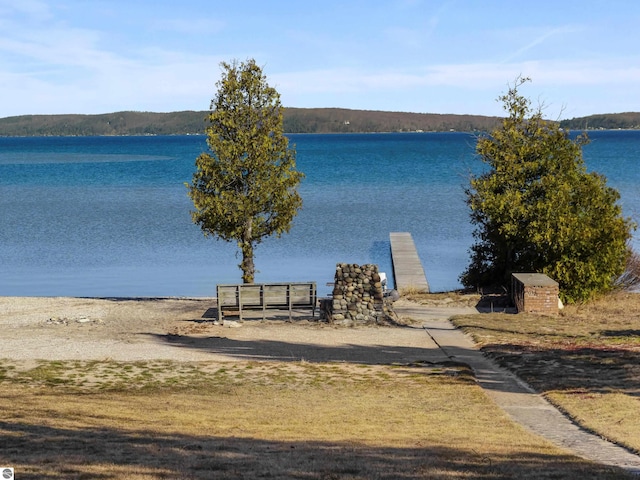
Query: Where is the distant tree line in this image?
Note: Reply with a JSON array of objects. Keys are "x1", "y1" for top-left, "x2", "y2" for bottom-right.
[
  {"x1": 0, "y1": 111, "x2": 208, "y2": 136},
  {"x1": 282, "y1": 108, "x2": 502, "y2": 133},
  {"x1": 559, "y1": 112, "x2": 640, "y2": 130},
  {"x1": 0, "y1": 108, "x2": 505, "y2": 136},
  {"x1": 1, "y1": 109, "x2": 639, "y2": 136}
]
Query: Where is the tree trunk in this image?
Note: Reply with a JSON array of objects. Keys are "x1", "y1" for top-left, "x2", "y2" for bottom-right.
[
  {"x1": 240, "y1": 219, "x2": 255, "y2": 284},
  {"x1": 240, "y1": 240, "x2": 255, "y2": 283}
]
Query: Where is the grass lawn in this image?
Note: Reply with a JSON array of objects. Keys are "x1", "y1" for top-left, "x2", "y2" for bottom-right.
[
  {"x1": 451, "y1": 291, "x2": 640, "y2": 456},
  {"x1": 0, "y1": 358, "x2": 632, "y2": 479}
]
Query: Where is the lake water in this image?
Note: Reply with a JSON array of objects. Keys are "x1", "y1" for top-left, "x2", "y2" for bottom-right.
[{"x1": 0, "y1": 131, "x2": 638, "y2": 297}]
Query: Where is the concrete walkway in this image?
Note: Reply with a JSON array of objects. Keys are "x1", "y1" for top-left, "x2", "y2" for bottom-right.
[{"x1": 394, "y1": 303, "x2": 640, "y2": 475}]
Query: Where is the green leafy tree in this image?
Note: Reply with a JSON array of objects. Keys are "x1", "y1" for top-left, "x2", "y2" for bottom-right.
[
  {"x1": 187, "y1": 59, "x2": 304, "y2": 283},
  {"x1": 461, "y1": 78, "x2": 635, "y2": 303}
]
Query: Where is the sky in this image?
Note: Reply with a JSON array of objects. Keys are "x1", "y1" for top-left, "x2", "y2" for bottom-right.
[{"x1": 1, "y1": 0, "x2": 640, "y2": 119}]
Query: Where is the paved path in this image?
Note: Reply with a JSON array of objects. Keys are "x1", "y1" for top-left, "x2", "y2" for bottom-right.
[{"x1": 394, "y1": 303, "x2": 640, "y2": 475}]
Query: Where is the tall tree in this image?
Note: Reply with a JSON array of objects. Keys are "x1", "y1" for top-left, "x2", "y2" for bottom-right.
[
  {"x1": 461, "y1": 78, "x2": 635, "y2": 303},
  {"x1": 187, "y1": 59, "x2": 304, "y2": 283}
]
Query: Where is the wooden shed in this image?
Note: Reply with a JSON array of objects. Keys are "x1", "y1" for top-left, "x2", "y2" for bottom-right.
[{"x1": 511, "y1": 273, "x2": 559, "y2": 315}]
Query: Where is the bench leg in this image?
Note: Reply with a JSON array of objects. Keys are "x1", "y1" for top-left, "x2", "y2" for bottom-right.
[{"x1": 218, "y1": 293, "x2": 224, "y2": 323}]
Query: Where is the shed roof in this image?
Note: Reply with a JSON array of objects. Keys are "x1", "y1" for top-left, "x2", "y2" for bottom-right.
[{"x1": 512, "y1": 273, "x2": 559, "y2": 287}]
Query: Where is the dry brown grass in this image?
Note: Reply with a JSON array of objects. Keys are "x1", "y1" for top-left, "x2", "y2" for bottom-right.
[
  {"x1": 399, "y1": 289, "x2": 482, "y2": 308},
  {"x1": 452, "y1": 291, "x2": 640, "y2": 455},
  {"x1": 0, "y1": 359, "x2": 630, "y2": 479}
]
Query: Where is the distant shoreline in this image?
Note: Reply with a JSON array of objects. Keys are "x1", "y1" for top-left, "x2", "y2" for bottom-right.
[
  {"x1": 1, "y1": 129, "x2": 639, "y2": 140},
  {"x1": 1, "y1": 108, "x2": 638, "y2": 137}
]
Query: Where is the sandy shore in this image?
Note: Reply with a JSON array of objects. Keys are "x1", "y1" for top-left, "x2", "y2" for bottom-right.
[{"x1": 0, "y1": 296, "x2": 451, "y2": 364}]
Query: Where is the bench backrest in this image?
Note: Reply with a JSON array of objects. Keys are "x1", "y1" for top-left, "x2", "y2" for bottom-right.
[{"x1": 217, "y1": 282, "x2": 317, "y2": 309}]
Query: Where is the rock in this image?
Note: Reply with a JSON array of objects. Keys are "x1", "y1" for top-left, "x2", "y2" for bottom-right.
[
  {"x1": 386, "y1": 290, "x2": 400, "y2": 302},
  {"x1": 47, "y1": 317, "x2": 68, "y2": 325},
  {"x1": 330, "y1": 262, "x2": 393, "y2": 325}
]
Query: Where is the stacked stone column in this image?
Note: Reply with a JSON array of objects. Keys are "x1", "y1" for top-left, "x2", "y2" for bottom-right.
[{"x1": 329, "y1": 263, "x2": 386, "y2": 325}]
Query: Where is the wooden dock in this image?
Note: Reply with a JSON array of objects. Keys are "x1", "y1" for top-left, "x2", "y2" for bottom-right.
[{"x1": 390, "y1": 232, "x2": 430, "y2": 293}]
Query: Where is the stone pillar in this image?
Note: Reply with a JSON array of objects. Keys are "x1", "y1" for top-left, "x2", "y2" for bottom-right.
[{"x1": 328, "y1": 263, "x2": 392, "y2": 325}]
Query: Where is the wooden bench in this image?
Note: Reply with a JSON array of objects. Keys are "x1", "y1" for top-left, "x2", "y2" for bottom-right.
[{"x1": 216, "y1": 282, "x2": 317, "y2": 322}]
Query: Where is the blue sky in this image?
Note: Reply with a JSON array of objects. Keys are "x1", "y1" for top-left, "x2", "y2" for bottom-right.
[{"x1": 1, "y1": 0, "x2": 640, "y2": 119}]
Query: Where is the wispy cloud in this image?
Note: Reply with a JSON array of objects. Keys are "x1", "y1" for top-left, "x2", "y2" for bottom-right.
[
  {"x1": 1, "y1": 1, "x2": 639, "y2": 117},
  {"x1": 501, "y1": 25, "x2": 582, "y2": 63},
  {"x1": 0, "y1": 1, "x2": 228, "y2": 114},
  {"x1": 274, "y1": 55, "x2": 640, "y2": 117}
]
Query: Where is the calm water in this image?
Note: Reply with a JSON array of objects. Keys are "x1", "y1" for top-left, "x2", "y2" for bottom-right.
[{"x1": 0, "y1": 131, "x2": 638, "y2": 297}]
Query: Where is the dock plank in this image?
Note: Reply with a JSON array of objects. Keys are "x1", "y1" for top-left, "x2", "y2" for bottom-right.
[{"x1": 390, "y1": 232, "x2": 430, "y2": 292}]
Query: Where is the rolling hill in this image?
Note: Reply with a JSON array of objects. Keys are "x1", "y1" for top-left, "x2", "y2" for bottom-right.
[{"x1": 0, "y1": 108, "x2": 637, "y2": 136}]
